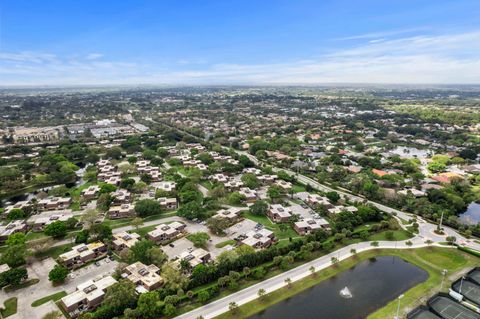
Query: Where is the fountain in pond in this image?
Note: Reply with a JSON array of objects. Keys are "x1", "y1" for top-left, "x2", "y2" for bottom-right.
[{"x1": 339, "y1": 286, "x2": 353, "y2": 299}]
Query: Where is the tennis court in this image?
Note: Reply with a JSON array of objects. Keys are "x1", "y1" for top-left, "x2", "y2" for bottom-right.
[
  {"x1": 408, "y1": 308, "x2": 441, "y2": 319},
  {"x1": 468, "y1": 268, "x2": 480, "y2": 286},
  {"x1": 429, "y1": 296, "x2": 480, "y2": 319},
  {"x1": 452, "y1": 280, "x2": 480, "y2": 306}
]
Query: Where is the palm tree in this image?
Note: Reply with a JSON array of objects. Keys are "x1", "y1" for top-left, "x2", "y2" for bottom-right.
[
  {"x1": 258, "y1": 288, "x2": 266, "y2": 300},
  {"x1": 229, "y1": 302, "x2": 239, "y2": 313},
  {"x1": 309, "y1": 265, "x2": 316, "y2": 276},
  {"x1": 331, "y1": 256, "x2": 339, "y2": 265},
  {"x1": 284, "y1": 277, "x2": 292, "y2": 288},
  {"x1": 350, "y1": 248, "x2": 357, "y2": 256}
]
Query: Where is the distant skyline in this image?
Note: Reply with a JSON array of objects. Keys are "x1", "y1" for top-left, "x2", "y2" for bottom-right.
[{"x1": 0, "y1": 0, "x2": 479, "y2": 86}]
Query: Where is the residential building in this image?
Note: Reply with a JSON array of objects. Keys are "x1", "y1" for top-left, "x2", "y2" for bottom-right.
[
  {"x1": 179, "y1": 248, "x2": 211, "y2": 268},
  {"x1": 37, "y1": 197, "x2": 72, "y2": 211},
  {"x1": 267, "y1": 204, "x2": 292, "y2": 223},
  {"x1": 238, "y1": 228, "x2": 275, "y2": 249},
  {"x1": 0, "y1": 220, "x2": 27, "y2": 242},
  {"x1": 108, "y1": 203, "x2": 136, "y2": 219},
  {"x1": 294, "y1": 218, "x2": 330, "y2": 235},
  {"x1": 112, "y1": 231, "x2": 141, "y2": 251},
  {"x1": 59, "y1": 276, "x2": 117, "y2": 318},
  {"x1": 157, "y1": 197, "x2": 178, "y2": 210},
  {"x1": 122, "y1": 262, "x2": 163, "y2": 293},
  {"x1": 59, "y1": 242, "x2": 107, "y2": 269},
  {"x1": 81, "y1": 185, "x2": 101, "y2": 200},
  {"x1": 146, "y1": 222, "x2": 186, "y2": 243}
]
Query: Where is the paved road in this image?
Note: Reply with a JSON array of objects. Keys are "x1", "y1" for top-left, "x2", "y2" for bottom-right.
[{"x1": 147, "y1": 122, "x2": 480, "y2": 319}]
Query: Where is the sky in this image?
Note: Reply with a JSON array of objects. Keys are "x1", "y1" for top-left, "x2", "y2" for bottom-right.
[{"x1": 0, "y1": 0, "x2": 479, "y2": 86}]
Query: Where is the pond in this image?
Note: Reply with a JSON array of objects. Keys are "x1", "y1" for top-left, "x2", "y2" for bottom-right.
[
  {"x1": 249, "y1": 256, "x2": 428, "y2": 319},
  {"x1": 459, "y1": 202, "x2": 480, "y2": 226}
]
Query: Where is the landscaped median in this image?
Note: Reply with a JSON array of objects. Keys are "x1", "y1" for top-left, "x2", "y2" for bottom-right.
[{"x1": 212, "y1": 247, "x2": 479, "y2": 319}]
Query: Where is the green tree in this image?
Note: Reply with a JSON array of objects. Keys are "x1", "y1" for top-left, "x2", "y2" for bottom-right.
[
  {"x1": 44, "y1": 221, "x2": 67, "y2": 238},
  {"x1": 250, "y1": 200, "x2": 268, "y2": 216},
  {"x1": 48, "y1": 265, "x2": 69, "y2": 283},
  {"x1": 135, "y1": 199, "x2": 163, "y2": 217},
  {"x1": 0, "y1": 267, "x2": 28, "y2": 288},
  {"x1": 241, "y1": 173, "x2": 260, "y2": 189},
  {"x1": 267, "y1": 185, "x2": 282, "y2": 202},
  {"x1": 135, "y1": 291, "x2": 163, "y2": 319},
  {"x1": 187, "y1": 232, "x2": 210, "y2": 248},
  {"x1": 228, "y1": 192, "x2": 246, "y2": 205},
  {"x1": 7, "y1": 208, "x2": 26, "y2": 220}
]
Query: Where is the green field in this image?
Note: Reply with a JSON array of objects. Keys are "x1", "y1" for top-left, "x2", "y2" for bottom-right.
[
  {"x1": 32, "y1": 291, "x2": 67, "y2": 307},
  {"x1": 243, "y1": 212, "x2": 299, "y2": 240},
  {"x1": 0, "y1": 297, "x2": 17, "y2": 317},
  {"x1": 213, "y1": 247, "x2": 479, "y2": 319}
]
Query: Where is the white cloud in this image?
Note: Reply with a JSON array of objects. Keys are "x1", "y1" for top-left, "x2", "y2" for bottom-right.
[
  {"x1": 85, "y1": 53, "x2": 104, "y2": 60},
  {"x1": 1, "y1": 30, "x2": 480, "y2": 85}
]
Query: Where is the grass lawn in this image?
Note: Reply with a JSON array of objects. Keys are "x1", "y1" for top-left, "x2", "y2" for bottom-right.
[
  {"x1": 31, "y1": 291, "x2": 67, "y2": 307},
  {"x1": 291, "y1": 183, "x2": 307, "y2": 193},
  {"x1": 25, "y1": 231, "x2": 48, "y2": 241},
  {"x1": 243, "y1": 212, "x2": 298, "y2": 240},
  {"x1": 34, "y1": 243, "x2": 75, "y2": 260},
  {"x1": 368, "y1": 229, "x2": 413, "y2": 241},
  {"x1": 0, "y1": 297, "x2": 17, "y2": 317},
  {"x1": 215, "y1": 240, "x2": 236, "y2": 248},
  {"x1": 135, "y1": 224, "x2": 158, "y2": 237},
  {"x1": 213, "y1": 247, "x2": 479, "y2": 319}
]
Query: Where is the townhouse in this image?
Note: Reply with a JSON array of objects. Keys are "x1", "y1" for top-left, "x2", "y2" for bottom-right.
[{"x1": 59, "y1": 242, "x2": 107, "y2": 269}]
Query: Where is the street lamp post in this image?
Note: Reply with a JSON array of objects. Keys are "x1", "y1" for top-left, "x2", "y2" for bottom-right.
[
  {"x1": 459, "y1": 276, "x2": 465, "y2": 294},
  {"x1": 394, "y1": 294, "x2": 404, "y2": 319},
  {"x1": 438, "y1": 211, "x2": 444, "y2": 232},
  {"x1": 440, "y1": 269, "x2": 448, "y2": 291}
]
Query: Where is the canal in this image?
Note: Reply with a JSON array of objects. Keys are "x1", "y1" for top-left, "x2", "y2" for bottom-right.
[{"x1": 249, "y1": 256, "x2": 428, "y2": 319}]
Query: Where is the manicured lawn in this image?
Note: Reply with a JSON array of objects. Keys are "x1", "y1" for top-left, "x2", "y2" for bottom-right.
[
  {"x1": 135, "y1": 224, "x2": 158, "y2": 237},
  {"x1": 34, "y1": 243, "x2": 75, "y2": 260},
  {"x1": 0, "y1": 297, "x2": 17, "y2": 317},
  {"x1": 215, "y1": 240, "x2": 236, "y2": 248},
  {"x1": 32, "y1": 291, "x2": 67, "y2": 307},
  {"x1": 213, "y1": 247, "x2": 479, "y2": 319},
  {"x1": 25, "y1": 231, "x2": 48, "y2": 241},
  {"x1": 243, "y1": 212, "x2": 298, "y2": 240},
  {"x1": 368, "y1": 229, "x2": 413, "y2": 241},
  {"x1": 291, "y1": 183, "x2": 307, "y2": 193}
]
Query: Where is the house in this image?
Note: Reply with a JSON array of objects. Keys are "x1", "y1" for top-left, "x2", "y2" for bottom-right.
[
  {"x1": 398, "y1": 189, "x2": 427, "y2": 197},
  {"x1": 108, "y1": 204, "x2": 136, "y2": 219},
  {"x1": 294, "y1": 218, "x2": 330, "y2": 235},
  {"x1": 37, "y1": 197, "x2": 72, "y2": 211},
  {"x1": 104, "y1": 176, "x2": 121, "y2": 186},
  {"x1": 111, "y1": 189, "x2": 132, "y2": 204},
  {"x1": 306, "y1": 194, "x2": 333, "y2": 209},
  {"x1": 213, "y1": 208, "x2": 242, "y2": 223},
  {"x1": 243, "y1": 167, "x2": 261, "y2": 175},
  {"x1": 59, "y1": 242, "x2": 107, "y2": 269},
  {"x1": 122, "y1": 262, "x2": 163, "y2": 293},
  {"x1": 30, "y1": 212, "x2": 75, "y2": 232},
  {"x1": 372, "y1": 169, "x2": 390, "y2": 177},
  {"x1": 146, "y1": 222, "x2": 186, "y2": 243},
  {"x1": 59, "y1": 276, "x2": 117, "y2": 318},
  {"x1": 224, "y1": 180, "x2": 244, "y2": 191},
  {"x1": 156, "y1": 181, "x2": 176, "y2": 193},
  {"x1": 3, "y1": 200, "x2": 32, "y2": 218},
  {"x1": 112, "y1": 231, "x2": 141, "y2": 251},
  {"x1": 328, "y1": 205, "x2": 358, "y2": 215},
  {"x1": 0, "y1": 220, "x2": 28, "y2": 242},
  {"x1": 211, "y1": 174, "x2": 229, "y2": 183},
  {"x1": 179, "y1": 248, "x2": 211, "y2": 268},
  {"x1": 258, "y1": 174, "x2": 277, "y2": 184},
  {"x1": 157, "y1": 197, "x2": 178, "y2": 210},
  {"x1": 81, "y1": 185, "x2": 101, "y2": 200},
  {"x1": 431, "y1": 172, "x2": 463, "y2": 184},
  {"x1": 267, "y1": 204, "x2": 292, "y2": 223},
  {"x1": 238, "y1": 228, "x2": 275, "y2": 249},
  {"x1": 238, "y1": 187, "x2": 257, "y2": 203}
]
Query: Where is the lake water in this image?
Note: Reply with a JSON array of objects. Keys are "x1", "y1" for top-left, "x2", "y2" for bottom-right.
[
  {"x1": 249, "y1": 256, "x2": 428, "y2": 319},
  {"x1": 459, "y1": 202, "x2": 480, "y2": 226}
]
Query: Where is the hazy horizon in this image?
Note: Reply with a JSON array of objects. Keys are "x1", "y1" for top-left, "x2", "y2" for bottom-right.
[{"x1": 1, "y1": 0, "x2": 479, "y2": 86}]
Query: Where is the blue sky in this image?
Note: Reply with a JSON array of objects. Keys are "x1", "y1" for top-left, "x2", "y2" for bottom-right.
[{"x1": 0, "y1": 0, "x2": 479, "y2": 85}]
